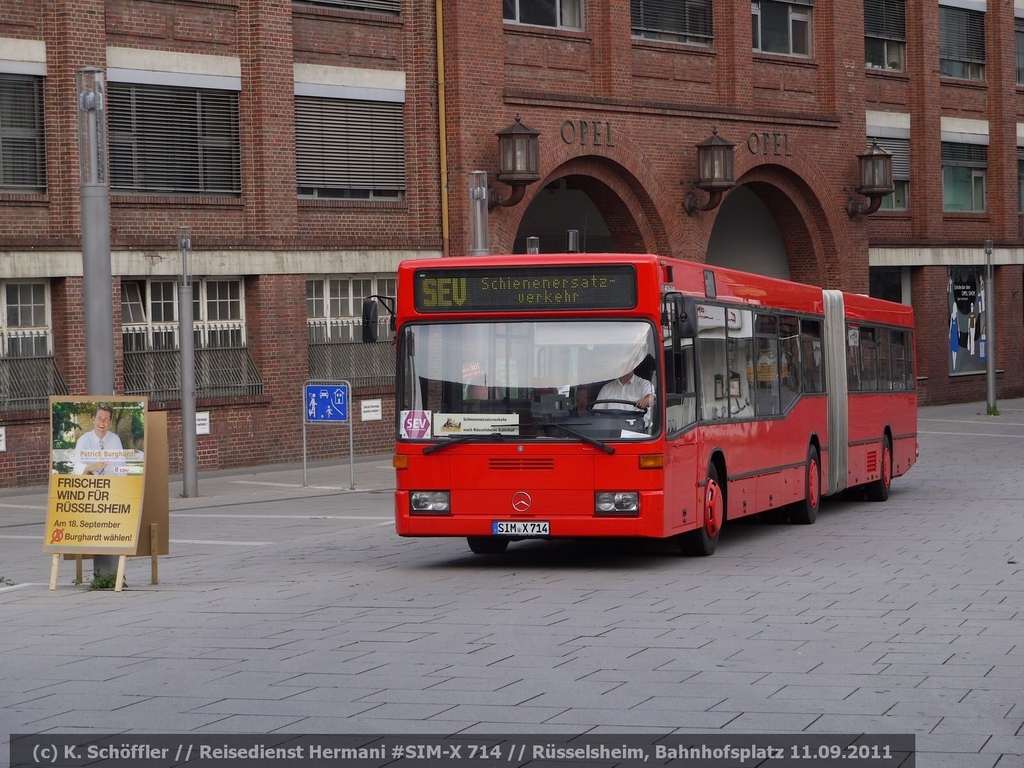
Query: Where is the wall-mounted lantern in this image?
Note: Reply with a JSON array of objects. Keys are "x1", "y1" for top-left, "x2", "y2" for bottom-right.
[
  {"x1": 683, "y1": 129, "x2": 737, "y2": 215},
  {"x1": 845, "y1": 141, "x2": 895, "y2": 218},
  {"x1": 488, "y1": 115, "x2": 541, "y2": 210}
]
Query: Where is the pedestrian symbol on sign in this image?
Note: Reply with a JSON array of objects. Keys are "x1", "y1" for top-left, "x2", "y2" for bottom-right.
[{"x1": 305, "y1": 383, "x2": 349, "y2": 422}]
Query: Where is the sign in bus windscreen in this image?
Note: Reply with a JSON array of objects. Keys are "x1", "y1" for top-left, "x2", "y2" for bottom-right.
[{"x1": 413, "y1": 265, "x2": 638, "y2": 312}]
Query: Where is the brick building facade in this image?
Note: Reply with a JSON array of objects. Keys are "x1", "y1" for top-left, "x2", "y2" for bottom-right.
[{"x1": 1, "y1": 0, "x2": 1022, "y2": 488}]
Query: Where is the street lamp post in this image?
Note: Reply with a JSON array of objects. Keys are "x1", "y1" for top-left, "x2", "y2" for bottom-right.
[
  {"x1": 77, "y1": 68, "x2": 114, "y2": 397},
  {"x1": 178, "y1": 227, "x2": 199, "y2": 497},
  {"x1": 984, "y1": 239, "x2": 997, "y2": 415},
  {"x1": 77, "y1": 67, "x2": 117, "y2": 578}
]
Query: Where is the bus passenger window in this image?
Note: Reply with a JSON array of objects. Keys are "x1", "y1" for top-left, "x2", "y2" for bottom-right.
[
  {"x1": 891, "y1": 330, "x2": 906, "y2": 390},
  {"x1": 728, "y1": 310, "x2": 753, "y2": 417},
  {"x1": 859, "y1": 327, "x2": 877, "y2": 390},
  {"x1": 699, "y1": 336, "x2": 727, "y2": 421},
  {"x1": 847, "y1": 325, "x2": 861, "y2": 392},
  {"x1": 779, "y1": 315, "x2": 800, "y2": 411},
  {"x1": 800, "y1": 319, "x2": 824, "y2": 393},
  {"x1": 754, "y1": 314, "x2": 780, "y2": 416},
  {"x1": 877, "y1": 328, "x2": 892, "y2": 390},
  {"x1": 664, "y1": 338, "x2": 697, "y2": 433}
]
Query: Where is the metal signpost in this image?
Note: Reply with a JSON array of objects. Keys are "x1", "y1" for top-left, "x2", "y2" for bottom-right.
[{"x1": 302, "y1": 380, "x2": 354, "y2": 489}]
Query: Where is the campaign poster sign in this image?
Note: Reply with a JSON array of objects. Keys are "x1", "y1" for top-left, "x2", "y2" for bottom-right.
[{"x1": 44, "y1": 397, "x2": 147, "y2": 555}]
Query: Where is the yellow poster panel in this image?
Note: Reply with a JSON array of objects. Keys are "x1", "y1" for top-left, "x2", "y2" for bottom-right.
[{"x1": 44, "y1": 397, "x2": 148, "y2": 555}]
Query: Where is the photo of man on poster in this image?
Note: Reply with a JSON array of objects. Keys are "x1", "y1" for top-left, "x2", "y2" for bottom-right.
[
  {"x1": 73, "y1": 402, "x2": 125, "y2": 475},
  {"x1": 51, "y1": 399, "x2": 146, "y2": 476}
]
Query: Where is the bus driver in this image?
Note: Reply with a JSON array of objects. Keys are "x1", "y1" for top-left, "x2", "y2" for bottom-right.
[{"x1": 594, "y1": 369, "x2": 654, "y2": 412}]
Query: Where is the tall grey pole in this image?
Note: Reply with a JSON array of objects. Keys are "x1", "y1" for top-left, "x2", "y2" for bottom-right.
[
  {"x1": 468, "y1": 171, "x2": 490, "y2": 255},
  {"x1": 178, "y1": 227, "x2": 199, "y2": 497},
  {"x1": 78, "y1": 68, "x2": 117, "y2": 578},
  {"x1": 77, "y1": 68, "x2": 114, "y2": 396},
  {"x1": 984, "y1": 239, "x2": 996, "y2": 414}
]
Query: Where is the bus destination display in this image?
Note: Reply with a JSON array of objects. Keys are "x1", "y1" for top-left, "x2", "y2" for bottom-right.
[{"x1": 414, "y1": 265, "x2": 637, "y2": 312}]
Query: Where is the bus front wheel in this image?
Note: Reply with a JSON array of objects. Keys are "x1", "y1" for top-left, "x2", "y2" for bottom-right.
[
  {"x1": 681, "y1": 464, "x2": 723, "y2": 556},
  {"x1": 790, "y1": 445, "x2": 820, "y2": 525},
  {"x1": 467, "y1": 536, "x2": 509, "y2": 555},
  {"x1": 866, "y1": 436, "x2": 892, "y2": 502}
]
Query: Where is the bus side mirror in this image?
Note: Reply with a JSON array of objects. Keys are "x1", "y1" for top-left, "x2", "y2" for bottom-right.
[
  {"x1": 674, "y1": 295, "x2": 698, "y2": 338},
  {"x1": 361, "y1": 298, "x2": 379, "y2": 343}
]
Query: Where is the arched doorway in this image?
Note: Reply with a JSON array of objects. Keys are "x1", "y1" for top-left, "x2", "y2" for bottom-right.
[
  {"x1": 705, "y1": 186, "x2": 790, "y2": 279},
  {"x1": 706, "y1": 166, "x2": 834, "y2": 288},
  {"x1": 510, "y1": 158, "x2": 669, "y2": 255},
  {"x1": 514, "y1": 178, "x2": 614, "y2": 254}
]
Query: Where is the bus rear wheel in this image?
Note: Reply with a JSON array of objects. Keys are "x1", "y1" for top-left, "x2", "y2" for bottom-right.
[
  {"x1": 790, "y1": 445, "x2": 820, "y2": 525},
  {"x1": 467, "y1": 536, "x2": 509, "y2": 555},
  {"x1": 681, "y1": 463, "x2": 723, "y2": 556},
  {"x1": 866, "y1": 436, "x2": 892, "y2": 502}
]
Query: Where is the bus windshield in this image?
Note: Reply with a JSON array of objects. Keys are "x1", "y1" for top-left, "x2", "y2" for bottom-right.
[{"x1": 397, "y1": 319, "x2": 661, "y2": 442}]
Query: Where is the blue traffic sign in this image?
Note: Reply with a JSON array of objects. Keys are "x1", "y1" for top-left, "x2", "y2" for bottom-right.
[{"x1": 305, "y1": 383, "x2": 349, "y2": 423}]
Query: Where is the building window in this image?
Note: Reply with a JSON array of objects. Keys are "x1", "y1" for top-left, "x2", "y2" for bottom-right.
[
  {"x1": 867, "y1": 136, "x2": 909, "y2": 210},
  {"x1": 865, "y1": 0, "x2": 905, "y2": 71},
  {"x1": 122, "y1": 278, "x2": 262, "y2": 400},
  {"x1": 3, "y1": 282, "x2": 49, "y2": 357},
  {"x1": 295, "y1": 97, "x2": 405, "y2": 200},
  {"x1": 942, "y1": 142, "x2": 986, "y2": 212},
  {"x1": 108, "y1": 83, "x2": 241, "y2": 196},
  {"x1": 503, "y1": 0, "x2": 582, "y2": 30},
  {"x1": 869, "y1": 267, "x2": 904, "y2": 303},
  {"x1": 752, "y1": 0, "x2": 812, "y2": 57},
  {"x1": 0, "y1": 281, "x2": 67, "y2": 410},
  {"x1": 632, "y1": 0, "x2": 713, "y2": 46},
  {"x1": 0, "y1": 74, "x2": 46, "y2": 193},
  {"x1": 1018, "y1": 148, "x2": 1024, "y2": 214},
  {"x1": 307, "y1": 274, "x2": 396, "y2": 387},
  {"x1": 940, "y1": 5, "x2": 985, "y2": 80},
  {"x1": 292, "y1": 0, "x2": 399, "y2": 12},
  {"x1": 1016, "y1": 18, "x2": 1024, "y2": 85}
]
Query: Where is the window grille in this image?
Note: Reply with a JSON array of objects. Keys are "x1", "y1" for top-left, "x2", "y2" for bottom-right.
[
  {"x1": 307, "y1": 275, "x2": 395, "y2": 387},
  {"x1": 1, "y1": 281, "x2": 66, "y2": 411},
  {"x1": 122, "y1": 278, "x2": 263, "y2": 399}
]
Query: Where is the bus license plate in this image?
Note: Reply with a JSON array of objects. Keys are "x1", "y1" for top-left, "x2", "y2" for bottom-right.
[{"x1": 492, "y1": 521, "x2": 550, "y2": 536}]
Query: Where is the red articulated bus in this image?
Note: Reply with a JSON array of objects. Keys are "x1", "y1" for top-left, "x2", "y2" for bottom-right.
[{"x1": 374, "y1": 253, "x2": 916, "y2": 556}]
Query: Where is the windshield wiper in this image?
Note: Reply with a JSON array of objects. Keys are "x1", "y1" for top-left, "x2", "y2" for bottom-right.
[
  {"x1": 544, "y1": 423, "x2": 615, "y2": 454},
  {"x1": 423, "y1": 432, "x2": 507, "y2": 454}
]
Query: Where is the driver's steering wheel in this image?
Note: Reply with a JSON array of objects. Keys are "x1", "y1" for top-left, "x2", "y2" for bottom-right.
[{"x1": 590, "y1": 398, "x2": 647, "y2": 414}]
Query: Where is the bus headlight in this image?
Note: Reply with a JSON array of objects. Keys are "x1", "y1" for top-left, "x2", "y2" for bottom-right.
[
  {"x1": 595, "y1": 492, "x2": 639, "y2": 515},
  {"x1": 410, "y1": 491, "x2": 451, "y2": 514}
]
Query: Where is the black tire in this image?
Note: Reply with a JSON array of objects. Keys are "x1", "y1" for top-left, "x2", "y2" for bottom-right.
[
  {"x1": 681, "y1": 463, "x2": 723, "y2": 556},
  {"x1": 866, "y1": 435, "x2": 892, "y2": 502},
  {"x1": 467, "y1": 536, "x2": 509, "y2": 555},
  {"x1": 790, "y1": 445, "x2": 821, "y2": 525}
]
